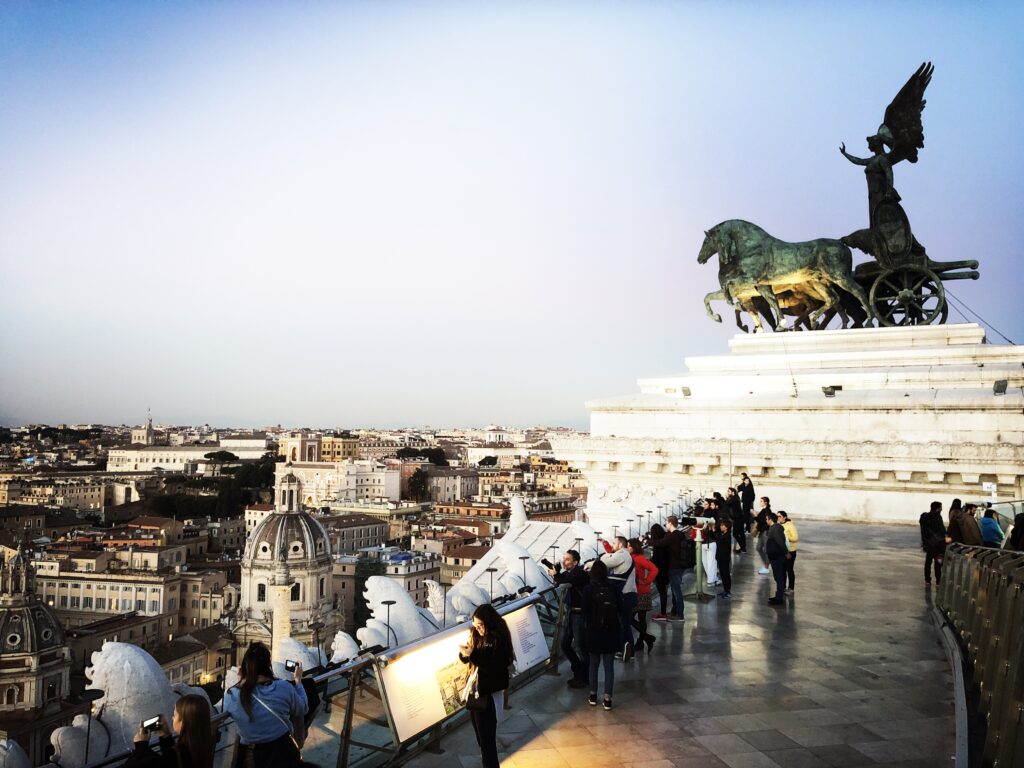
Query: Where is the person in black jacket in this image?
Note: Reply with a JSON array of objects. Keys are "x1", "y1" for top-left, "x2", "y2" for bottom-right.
[
  {"x1": 754, "y1": 497, "x2": 772, "y2": 574},
  {"x1": 919, "y1": 501, "x2": 948, "y2": 586},
  {"x1": 581, "y1": 559, "x2": 623, "y2": 710},
  {"x1": 725, "y1": 487, "x2": 746, "y2": 553},
  {"x1": 549, "y1": 549, "x2": 589, "y2": 688},
  {"x1": 739, "y1": 474, "x2": 756, "y2": 531},
  {"x1": 764, "y1": 512, "x2": 788, "y2": 605},
  {"x1": 459, "y1": 603, "x2": 515, "y2": 768},
  {"x1": 648, "y1": 524, "x2": 671, "y2": 620},
  {"x1": 126, "y1": 695, "x2": 214, "y2": 768},
  {"x1": 714, "y1": 520, "x2": 734, "y2": 599}
]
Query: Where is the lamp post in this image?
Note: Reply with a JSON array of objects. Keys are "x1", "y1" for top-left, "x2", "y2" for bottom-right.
[
  {"x1": 612, "y1": 524, "x2": 619, "y2": 541},
  {"x1": 382, "y1": 600, "x2": 396, "y2": 648},
  {"x1": 80, "y1": 688, "x2": 104, "y2": 766},
  {"x1": 309, "y1": 620, "x2": 325, "y2": 668},
  {"x1": 627, "y1": 519, "x2": 634, "y2": 539},
  {"x1": 485, "y1": 567, "x2": 498, "y2": 599},
  {"x1": 442, "y1": 582, "x2": 448, "y2": 626},
  {"x1": 518, "y1": 555, "x2": 530, "y2": 588},
  {"x1": 574, "y1": 537, "x2": 583, "y2": 557},
  {"x1": 646, "y1": 510, "x2": 653, "y2": 533},
  {"x1": 594, "y1": 531, "x2": 602, "y2": 557}
]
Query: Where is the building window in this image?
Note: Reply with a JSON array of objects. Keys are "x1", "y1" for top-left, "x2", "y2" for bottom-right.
[
  {"x1": 96, "y1": 598, "x2": 106, "y2": 610},
  {"x1": 319, "y1": 578, "x2": 325, "y2": 598},
  {"x1": 257, "y1": 584, "x2": 266, "y2": 603},
  {"x1": 150, "y1": 601, "x2": 159, "y2": 612},
  {"x1": 291, "y1": 583, "x2": 300, "y2": 601}
]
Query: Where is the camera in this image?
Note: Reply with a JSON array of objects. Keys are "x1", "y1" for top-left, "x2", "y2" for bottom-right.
[
  {"x1": 285, "y1": 659, "x2": 297, "y2": 672},
  {"x1": 142, "y1": 716, "x2": 161, "y2": 733},
  {"x1": 540, "y1": 558, "x2": 560, "y2": 572}
]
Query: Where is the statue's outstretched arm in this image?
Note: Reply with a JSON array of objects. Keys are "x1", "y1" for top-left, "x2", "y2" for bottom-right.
[{"x1": 839, "y1": 143, "x2": 869, "y2": 166}]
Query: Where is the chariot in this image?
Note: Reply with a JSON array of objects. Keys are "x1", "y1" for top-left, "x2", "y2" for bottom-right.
[{"x1": 852, "y1": 196, "x2": 979, "y2": 327}]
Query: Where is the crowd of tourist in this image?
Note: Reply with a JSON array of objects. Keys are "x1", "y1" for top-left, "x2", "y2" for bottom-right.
[
  {"x1": 545, "y1": 473, "x2": 799, "y2": 712},
  {"x1": 919, "y1": 497, "x2": 1023, "y2": 586}
]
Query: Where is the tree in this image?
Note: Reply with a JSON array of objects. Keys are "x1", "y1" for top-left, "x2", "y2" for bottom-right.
[
  {"x1": 397, "y1": 447, "x2": 448, "y2": 466},
  {"x1": 408, "y1": 468, "x2": 430, "y2": 502},
  {"x1": 477, "y1": 456, "x2": 498, "y2": 467},
  {"x1": 204, "y1": 450, "x2": 238, "y2": 462}
]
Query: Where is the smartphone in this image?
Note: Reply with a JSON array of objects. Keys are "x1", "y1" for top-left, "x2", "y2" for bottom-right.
[
  {"x1": 142, "y1": 716, "x2": 160, "y2": 733},
  {"x1": 285, "y1": 660, "x2": 297, "y2": 672}
]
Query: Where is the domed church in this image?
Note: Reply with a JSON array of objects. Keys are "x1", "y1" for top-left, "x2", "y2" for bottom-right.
[
  {"x1": 232, "y1": 472, "x2": 342, "y2": 654},
  {"x1": 0, "y1": 551, "x2": 81, "y2": 765}
]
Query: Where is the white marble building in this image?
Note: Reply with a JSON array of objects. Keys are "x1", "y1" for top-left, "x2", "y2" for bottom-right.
[{"x1": 554, "y1": 324, "x2": 1024, "y2": 527}]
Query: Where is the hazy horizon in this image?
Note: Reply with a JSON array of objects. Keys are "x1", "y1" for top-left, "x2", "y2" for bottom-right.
[{"x1": 3, "y1": 1, "x2": 1022, "y2": 430}]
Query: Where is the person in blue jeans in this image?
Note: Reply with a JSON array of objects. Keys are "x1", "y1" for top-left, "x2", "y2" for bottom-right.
[
  {"x1": 597, "y1": 535, "x2": 637, "y2": 659},
  {"x1": 654, "y1": 516, "x2": 695, "y2": 622},
  {"x1": 581, "y1": 559, "x2": 622, "y2": 710}
]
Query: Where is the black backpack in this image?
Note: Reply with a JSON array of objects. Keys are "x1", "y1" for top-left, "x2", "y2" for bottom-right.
[{"x1": 589, "y1": 585, "x2": 618, "y2": 631}]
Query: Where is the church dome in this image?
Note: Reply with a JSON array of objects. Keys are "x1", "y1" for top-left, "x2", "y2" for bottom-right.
[
  {"x1": 0, "y1": 555, "x2": 65, "y2": 656},
  {"x1": 0, "y1": 600, "x2": 65, "y2": 656},
  {"x1": 243, "y1": 510, "x2": 331, "y2": 565}
]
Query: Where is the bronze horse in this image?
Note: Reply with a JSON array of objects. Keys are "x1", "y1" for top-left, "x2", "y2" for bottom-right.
[{"x1": 698, "y1": 220, "x2": 873, "y2": 332}]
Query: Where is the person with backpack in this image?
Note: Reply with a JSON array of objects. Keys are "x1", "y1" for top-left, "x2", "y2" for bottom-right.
[
  {"x1": 726, "y1": 487, "x2": 746, "y2": 553},
  {"x1": 581, "y1": 559, "x2": 622, "y2": 710},
  {"x1": 597, "y1": 535, "x2": 638, "y2": 660},
  {"x1": 739, "y1": 474, "x2": 756, "y2": 531},
  {"x1": 548, "y1": 549, "x2": 589, "y2": 688}
]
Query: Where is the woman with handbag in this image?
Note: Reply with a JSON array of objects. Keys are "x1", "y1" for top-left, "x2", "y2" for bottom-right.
[
  {"x1": 459, "y1": 604, "x2": 514, "y2": 768},
  {"x1": 125, "y1": 695, "x2": 214, "y2": 768},
  {"x1": 224, "y1": 642, "x2": 308, "y2": 768}
]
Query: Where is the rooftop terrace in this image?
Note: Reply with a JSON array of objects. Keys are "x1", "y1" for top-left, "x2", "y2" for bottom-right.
[{"x1": 308, "y1": 520, "x2": 954, "y2": 768}]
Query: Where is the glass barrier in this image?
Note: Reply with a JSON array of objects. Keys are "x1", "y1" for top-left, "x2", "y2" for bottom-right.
[
  {"x1": 936, "y1": 544, "x2": 1024, "y2": 767},
  {"x1": 73, "y1": 586, "x2": 566, "y2": 768}
]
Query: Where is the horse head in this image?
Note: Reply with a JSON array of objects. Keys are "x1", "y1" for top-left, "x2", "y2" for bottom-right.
[{"x1": 697, "y1": 227, "x2": 720, "y2": 264}]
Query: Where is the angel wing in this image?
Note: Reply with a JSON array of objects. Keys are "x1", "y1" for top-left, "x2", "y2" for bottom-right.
[{"x1": 881, "y1": 61, "x2": 934, "y2": 164}]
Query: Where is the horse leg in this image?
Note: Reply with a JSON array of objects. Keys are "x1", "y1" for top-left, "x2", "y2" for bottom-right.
[
  {"x1": 734, "y1": 307, "x2": 749, "y2": 334},
  {"x1": 754, "y1": 284, "x2": 786, "y2": 330},
  {"x1": 831, "y1": 273, "x2": 874, "y2": 327},
  {"x1": 704, "y1": 291, "x2": 725, "y2": 323}
]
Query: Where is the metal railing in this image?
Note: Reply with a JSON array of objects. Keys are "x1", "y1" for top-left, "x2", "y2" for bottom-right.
[
  {"x1": 936, "y1": 543, "x2": 1024, "y2": 767},
  {"x1": 70, "y1": 586, "x2": 565, "y2": 768}
]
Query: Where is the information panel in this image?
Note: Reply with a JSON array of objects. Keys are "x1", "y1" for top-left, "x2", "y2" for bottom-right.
[{"x1": 378, "y1": 604, "x2": 549, "y2": 743}]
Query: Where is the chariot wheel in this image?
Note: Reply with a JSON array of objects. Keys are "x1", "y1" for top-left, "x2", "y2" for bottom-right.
[{"x1": 869, "y1": 266, "x2": 946, "y2": 327}]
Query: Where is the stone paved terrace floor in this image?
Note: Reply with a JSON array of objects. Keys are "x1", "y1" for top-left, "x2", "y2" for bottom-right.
[{"x1": 414, "y1": 520, "x2": 956, "y2": 768}]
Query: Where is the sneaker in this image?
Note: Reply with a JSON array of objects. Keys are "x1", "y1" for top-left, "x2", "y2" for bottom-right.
[
  {"x1": 588, "y1": 694, "x2": 597, "y2": 706},
  {"x1": 924, "y1": 580, "x2": 932, "y2": 585},
  {"x1": 652, "y1": 613, "x2": 668, "y2": 622},
  {"x1": 768, "y1": 597, "x2": 784, "y2": 605},
  {"x1": 567, "y1": 678, "x2": 587, "y2": 689},
  {"x1": 613, "y1": 652, "x2": 623, "y2": 660},
  {"x1": 603, "y1": 697, "x2": 613, "y2": 711},
  {"x1": 622, "y1": 643, "x2": 633, "y2": 662},
  {"x1": 734, "y1": 548, "x2": 741, "y2": 554},
  {"x1": 668, "y1": 614, "x2": 685, "y2": 622},
  {"x1": 758, "y1": 567, "x2": 770, "y2": 575},
  {"x1": 719, "y1": 592, "x2": 731, "y2": 599}
]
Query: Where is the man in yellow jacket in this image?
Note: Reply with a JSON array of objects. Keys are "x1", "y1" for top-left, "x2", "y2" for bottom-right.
[{"x1": 778, "y1": 511, "x2": 799, "y2": 592}]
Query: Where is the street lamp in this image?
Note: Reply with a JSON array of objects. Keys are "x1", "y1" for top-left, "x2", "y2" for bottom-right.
[
  {"x1": 485, "y1": 567, "x2": 498, "y2": 599},
  {"x1": 646, "y1": 510, "x2": 653, "y2": 533},
  {"x1": 518, "y1": 555, "x2": 530, "y2": 588},
  {"x1": 594, "y1": 531, "x2": 602, "y2": 556},
  {"x1": 627, "y1": 518, "x2": 634, "y2": 539},
  {"x1": 80, "y1": 688, "x2": 104, "y2": 765},
  {"x1": 309, "y1": 620, "x2": 325, "y2": 668},
  {"x1": 381, "y1": 600, "x2": 396, "y2": 649}
]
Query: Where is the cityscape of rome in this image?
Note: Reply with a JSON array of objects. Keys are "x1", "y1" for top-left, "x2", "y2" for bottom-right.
[{"x1": 3, "y1": 2, "x2": 1024, "y2": 768}]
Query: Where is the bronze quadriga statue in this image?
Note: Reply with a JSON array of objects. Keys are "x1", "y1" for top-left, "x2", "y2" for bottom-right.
[{"x1": 701, "y1": 63, "x2": 979, "y2": 332}]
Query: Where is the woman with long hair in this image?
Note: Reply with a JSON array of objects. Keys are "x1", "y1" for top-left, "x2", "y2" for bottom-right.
[
  {"x1": 582, "y1": 559, "x2": 622, "y2": 711},
  {"x1": 459, "y1": 603, "x2": 514, "y2": 768},
  {"x1": 223, "y1": 642, "x2": 307, "y2": 768},
  {"x1": 626, "y1": 538, "x2": 658, "y2": 654},
  {"x1": 647, "y1": 524, "x2": 670, "y2": 620},
  {"x1": 126, "y1": 694, "x2": 214, "y2": 768}
]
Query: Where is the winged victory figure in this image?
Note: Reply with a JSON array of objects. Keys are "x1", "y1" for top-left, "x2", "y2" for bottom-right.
[{"x1": 839, "y1": 62, "x2": 934, "y2": 262}]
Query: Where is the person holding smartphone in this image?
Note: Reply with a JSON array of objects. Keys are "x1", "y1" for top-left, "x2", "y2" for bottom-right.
[
  {"x1": 459, "y1": 604, "x2": 515, "y2": 768},
  {"x1": 224, "y1": 642, "x2": 308, "y2": 768},
  {"x1": 125, "y1": 695, "x2": 214, "y2": 768}
]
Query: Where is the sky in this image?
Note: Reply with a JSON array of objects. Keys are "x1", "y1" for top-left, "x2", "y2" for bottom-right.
[{"x1": 1, "y1": 1, "x2": 1022, "y2": 430}]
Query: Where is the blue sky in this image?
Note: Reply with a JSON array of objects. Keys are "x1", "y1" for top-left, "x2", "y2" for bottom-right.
[{"x1": 1, "y1": 1, "x2": 1022, "y2": 429}]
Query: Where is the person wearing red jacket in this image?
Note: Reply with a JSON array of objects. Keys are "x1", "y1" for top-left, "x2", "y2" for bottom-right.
[{"x1": 627, "y1": 538, "x2": 659, "y2": 655}]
